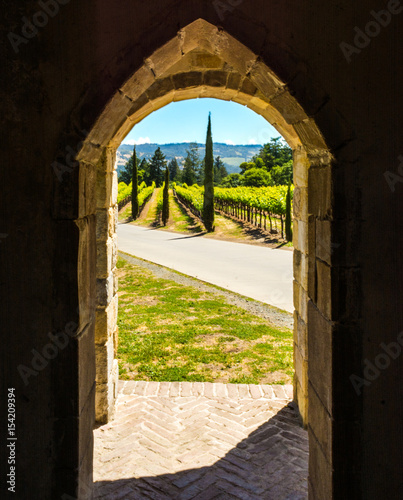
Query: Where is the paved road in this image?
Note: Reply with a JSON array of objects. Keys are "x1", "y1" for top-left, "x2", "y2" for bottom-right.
[{"x1": 117, "y1": 224, "x2": 294, "y2": 313}]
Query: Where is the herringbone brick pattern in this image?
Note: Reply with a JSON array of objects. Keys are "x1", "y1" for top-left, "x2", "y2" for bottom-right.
[{"x1": 94, "y1": 381, "x2": 308, "y2": 499}]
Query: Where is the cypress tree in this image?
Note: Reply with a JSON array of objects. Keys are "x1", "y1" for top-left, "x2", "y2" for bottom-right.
[
  {"x1": 149, "y1": 147, "x2": 166, "y2": 186},
  {"x1": 203, "y1": 113, "x2": 215, "y2": 232},
  {"x1": 162, "y1": 167, "x2": 170, "y2": 226},
  {"x1": 131, "y1": 145, "x2": 139, "y2": 219},
  {"x1": 285, "y1": 181, "x2": 293, "y2": 241}
]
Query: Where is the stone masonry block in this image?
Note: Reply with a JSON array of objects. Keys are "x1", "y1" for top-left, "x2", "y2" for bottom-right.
[
  {"x1": 226, "y1": 72, "x2": 242, "y2": 91},
  {"x1": 192, "y1": 52, "x2": 223, "y2": 69},
  {"x1": 293, "y1": 308, "x2": 308, "y2": 359},
  {"x1": 270, "y1": 89, "x2": 308, "y2": 124},
  {"x1": 96, "y1": 171, "x2": 114, "y2": 210},
  {"x1": 180, "y1": 19, "x2": 220, "y2": 55},
  {"x1": 203, "y1": 70, "x2": 228, "y2": 87},
  {"x1": 294, "y1": 342, "x2": 308, "y2": 389},
  {"x1": 77, "y1": 324, "x2": 96, "y2": 415},
  {"x1": 95, "y1": 337, "x2": 115, "y2": 384},
  {"x1": 145, "y1": 36, "x2": 183, "y2": 78},
  {"x1": 120, "y1": 64, "x2": 155, "y2": 101},
  {"x1": 249, "y1": 60, "x2": 283, "y2": 100},
  {"x1": 146, "y1": 77, "x2": 175, "y2": 101},
  {"x1": 111, "y1": 171, "x2": 118, "y2": 206},
  {"x1": 308, "y1": 424, "x2": 333, "y2": 500},
  {"x1": 292, "y1": 187, "x2": 308, "y2": 222},
  {"x1": 78, "y1": 162, "x2": 97, "y2": 219},
  {"x1": 95, "y1": 384, "x2": 108, "y2": 424},
  {"x1": 96, "y1": 275, "x2": 114, "y2": 308},
  {"x1": 294, "y1": 376, "x2": 308, "y2": 426},
  {"x1": 96, "y1": 207, "x2": 117, "y2": 242},
  {"x1": 293, "y1": 219, "x2": 308, "y2": 254},
  {"x1": 96, "y1": 237, "x2": 114, "y2": 279},
  {"x1": 95, "y1": 294, "x2": 118, "y2": 344},
  {"x1": 308, "y1": 382, "x2": 332, "y2": 463},
  {"x1": 316, "y1": 259, "x2": 332, "y2": 320},
  {"x1": 172, "y1": 71, "x2": 203, "y2": 90},
  {"x1": 95, "y1": 361, "x2": 118, "y2": 424},
  {"x1": 294, "y1": 249, "x2": 309, "y2": 291},
  {"x1": 294, "y1": 118, "x2": 328, "y2": 154},
  {"x1": 316, "y1": 219, "x2": 332, "y2": 265},
  {"x1": 216, "y1": 31, "x2": 257, "y2": 76},
  {"x1": 239, "y1": 77, "x2": 258, "y2": 96},
  {"x1": 173, "y1": 88, "x2": 202, "y2": 102},
  {"x1": 88, "y1": 92, "x2": 135, "y2": 148},
  {"x1": 308, "y1": 300, "x2": 333, "y2": 412},
  {"x1": 308, "y1": 166, "x2": 332, "y2": 218},
  {"x1": 76, "y1": 215, "x2": 96, "y2": 335},
  {"x1": 293, "y1": 148, "x2": 309, "y2": 188},
  {"x1": 96, "y1": 209, "x2": 108, "y2": 242}
]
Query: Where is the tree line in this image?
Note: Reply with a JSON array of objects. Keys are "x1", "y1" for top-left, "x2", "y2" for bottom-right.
[
  {"x1": 119, "y1": 137, "x2": 292, "y2": 189},
  {"x1": 118, "y1": 143, "x2": 228, "y2": 187},
  {"x1": 221, "y1": 137, "x2": 293, "y2": 188}
]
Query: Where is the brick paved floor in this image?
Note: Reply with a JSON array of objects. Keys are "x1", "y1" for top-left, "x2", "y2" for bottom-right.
[{"x1": 94, "y1": 381, "x2": 308, "y2": 499}]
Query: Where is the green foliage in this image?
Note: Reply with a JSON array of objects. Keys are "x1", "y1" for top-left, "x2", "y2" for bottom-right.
[
  {"x1": 203, "y1": 113, "x2": 215, "y2": 232},
  {"x1": 131, "y1": 146, "x2": 139, "y2": 219},
  {"x1": 168, "y1": 158, "x2": 181, "y2": 182},
  {"x1": 241, "y1": 168, "x2": 273, "y2": 187},
  {"x1": 175, "y1": 184, "x2": 204, "y2": 213},
  {"x1": 271, "y1": 160, "x2": 293, "y2": 186},
  {"x1": 118, "y1": 152, "x2": 139, "y2": 184},
  {"x1": 253, "y1": 137, "x2": 292, "y2": 171},
  {"x1": 182, "y1": 143, "x2": 201, "y2": 185},
  {"x1": 149, "y1": 147, "x2": 167, "y2": 186},
  {"x1": 214, "y1": 156, "x2": 228, "y2": 185},
  {"x1": 118, "y1": 181, "x2": 155, "y2": 208},
  {"x1": 139, "y1": 158, "x2": 150, "y2": 184},
  {"x1": 285, "y1": 181, "x2": 293, "y2": 241},
  {"x1": 237, "y1": 137, "x2": 293, "y2": 186},
  {"x1": 221, "y1": 173, "x2": 242, "y2": 188},
  {"x1": 156, "y1": 185, "x2": 164, "y2": 215},
  {"x1": 118, "y1": 182, "x2": 131, "y2": 204},
  {"x1": 215, "y1": 185, "x2": 294, "y2": 217},
  {"x1": 138, "y1": 183, "x2": 155, "y2": 207},
  {"x1": 162, "y1": 168, "x2": 170, "y2": 226}
]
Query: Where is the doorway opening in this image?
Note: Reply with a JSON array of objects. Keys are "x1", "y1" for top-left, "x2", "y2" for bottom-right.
[{"x1": 75, "y1": 18, "x2": 339, "y2": 497}]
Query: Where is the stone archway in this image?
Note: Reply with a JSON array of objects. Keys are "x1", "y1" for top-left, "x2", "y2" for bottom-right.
[{"x1": 76, "y1": 18, "x2": 343, "y2": 496}]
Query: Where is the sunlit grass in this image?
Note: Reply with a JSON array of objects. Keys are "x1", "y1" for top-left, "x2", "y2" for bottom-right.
[{"x1": 117, "y1": 257, "x2": 293, "y2": 384}]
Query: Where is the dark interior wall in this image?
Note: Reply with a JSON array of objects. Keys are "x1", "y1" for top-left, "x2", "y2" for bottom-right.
[{"x1": 1, "y1": 1, "x2": 402, "y2": 498}]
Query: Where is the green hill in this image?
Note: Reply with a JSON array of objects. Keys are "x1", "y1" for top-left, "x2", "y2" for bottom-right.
[{"x1": 116, "y1": 142, "x2": 262, "y2": 174}]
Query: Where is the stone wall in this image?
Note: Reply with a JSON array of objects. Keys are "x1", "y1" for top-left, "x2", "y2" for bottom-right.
[{"x1": 1, "y1": 1, "x2": 402, "y2": 499}]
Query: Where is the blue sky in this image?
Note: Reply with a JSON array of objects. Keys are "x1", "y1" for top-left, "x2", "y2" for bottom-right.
[{"x1": 122, "y1": 98, "x2": 281, "y2": 146}]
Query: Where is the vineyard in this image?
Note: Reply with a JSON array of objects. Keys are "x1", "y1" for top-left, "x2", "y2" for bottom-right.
[
  {"x1": 173, "y1": 183, "x2": 293, "y2": 238},
  {"x1": 118, "y1": 181, "x2": 293, "y2": 240},
  {"x1": 118, "y1": 181, "x2": 155, "y2": 211}
]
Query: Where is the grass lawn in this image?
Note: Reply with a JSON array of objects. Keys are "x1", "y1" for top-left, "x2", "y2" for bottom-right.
[{"x1": 117, "y1": 256, "x2": 294, "y2": 385}]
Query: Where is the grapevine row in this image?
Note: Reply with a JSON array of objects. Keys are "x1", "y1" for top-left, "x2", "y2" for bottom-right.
[
  {"x1": 173, "y1": 183, "x2": 204, "y2": 220},
  {"x1": 174, "y1": 184, "x2": 293, "y2": 238},
  {"x1": 215, "y1": 186, "x2": 293, "y2": 238},
  {"x1": 117, "y1": 181, "x2": 155, "y2": 212}
]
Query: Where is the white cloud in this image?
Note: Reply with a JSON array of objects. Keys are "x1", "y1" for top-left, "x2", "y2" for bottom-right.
[
  {"x1": 248, "y1": 138, "x2": 258, "y2": 145},
  {"x1": 123, "y1": 137, "x2": 151, "y2": 145},
  {"x1": 224, "y1": 139, "x2": 235, "y2": 145}
]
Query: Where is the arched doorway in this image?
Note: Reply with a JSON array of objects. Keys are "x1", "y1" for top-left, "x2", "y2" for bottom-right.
[{"x1": 73, "y1": 19, "x2": 347, "y2": 498}]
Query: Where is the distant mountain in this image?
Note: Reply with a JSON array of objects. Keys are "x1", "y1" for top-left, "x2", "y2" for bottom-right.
[{"x1": 116, "y1": 142, "x2": 263, "y2": 174}]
